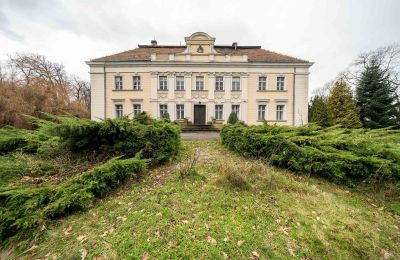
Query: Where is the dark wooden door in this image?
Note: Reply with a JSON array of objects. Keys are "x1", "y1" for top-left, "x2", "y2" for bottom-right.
[{"x1": 194, "y1": 105, "x2": 206, "y2": 125}]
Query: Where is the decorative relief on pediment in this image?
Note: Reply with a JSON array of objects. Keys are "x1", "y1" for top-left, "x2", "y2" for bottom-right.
[
  {"x1": 175, "y1": 93, "x2": 185, "y2": 99},
  {"x1": 158, "y1": 93, "x2": 168, "y2": 99},
  {"x1": 231, "y1": 93, "x2": 241, "y2": 101},
  {"x1": 215, "y1": 93, "x2": 225, "y2": 100}
]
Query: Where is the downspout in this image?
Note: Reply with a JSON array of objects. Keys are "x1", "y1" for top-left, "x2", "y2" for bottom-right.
[
  {"x1": 292, "y1": 67, "x2": 296, "y2": 126},
  {"x1": 103, "y1": 63, "x2": 106, "y2": 119}
]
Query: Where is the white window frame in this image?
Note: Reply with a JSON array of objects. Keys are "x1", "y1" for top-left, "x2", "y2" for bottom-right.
[
  {"x1": 132, "y1": 104, "x2": 141, "y2": 116},
  {"x1": 215, "y1": 105, "x2": 223, "y2": 120},
  {"x1": 277, "y1": 76, "x2": 285, "y2": 91},
  {"x1": 196, "y1": 76, "x2": 204, "y2": 90},
  {"x1": 114, "y1": 76, "x2": 123, "y2": 90},
  {"x1": 258, "y1": 104, "x2": 267, "y2": 121},
  {"x1": 215, "y1": 76, "x2": 224, "y2": 91},
  {"x1": 176, "y1": 76, "x2": 185, "y2": 91},
  {"x1": 232, "y1": 104, "x2": 240, "y2": 117},
  {"x1": 132, "y1": 76, "x2": 141, "y2": 90},
  {"x1": 232, "y1": 76, "x2": 241, "y2": 91},
  {"x1": 159, "y1": 76, "x2": 168, "y2": 90},
  {"x1": 258, "y1": 76, "x2": 267, "y2": 91},
  {"x1": 115, "y1": 104, "x2": 123, "y2": 118},
  {"x1": 159, "y1": 104, "x2": 168, "y2": 117},
  {"x1": 276, "y1": 104, "x2": 285, "y2": 121},
  {"x1": 176, "y1": 104, "x2": 185, "y2": 120}
]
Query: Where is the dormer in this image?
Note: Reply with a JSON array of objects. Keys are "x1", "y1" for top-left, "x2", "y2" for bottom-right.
[{"x1": 183, "y1": 32, "x2": 217, "y2": 55}]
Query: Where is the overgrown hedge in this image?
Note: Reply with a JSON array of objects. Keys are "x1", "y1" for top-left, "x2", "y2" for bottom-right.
[
  {"x1": 220, "y1": 124, "x2": 400, "y2": 185},
  {"x1": 52, "y1": 115, "x2": 181, "y2": 164},
  {"x1": 0, "y1": 157, "x2": 146, "y2": 241}
]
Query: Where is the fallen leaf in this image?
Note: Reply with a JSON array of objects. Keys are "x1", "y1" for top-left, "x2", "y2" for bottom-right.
[
  {"x1": 100, "y1": 231, "x2": 108, "y2": 237},
  {"x1": 237, "y1": 240, "x2": 245, "y2": 246},
  {"x1": 142, "y1": 252, "x2": 149, "y2": 260},
  {"x1": 168, "y1": 241, "x2": 176, "y2": 248},
  {"x1": 222, "y1": 252, "x2": 228, "y2": 259},
  {"x1": 252, "y1": 251, "x2": 260, "y2": 258},
  {"x1": 206, "y1": 235, "x2": 217, "y2": 245},
  {"x1": 63, "y1": 226, "x2": 72, "y2": 235},
  {"x1": 155, "y1": 230, "x2": 161, "y2": 237},
  {"x1": 223, "y1": 236, "x2": 230, "y2": 242},
  {"x1": 182, "y1": 220, "x2": 189, "y2": 224},
  {"x1": 91, "y1": 242, "x2": 97, "y2": 249},
  {"x1": 40, "y1": 225, "x2": 46, "y2": 231},
  {"x1": 156, "y1": 212, "x2": 163, "y2": 217},
  {"x1": 80, "y1": 249, "x2": 88, "y2": 260},
  {"x1": 77, "y1": 235, "x2": 87, "y2": 243},
  {"x1": 281, "y1": 227, "x2": 290, "y2": 236},
  {"x1": 288, "y1": 247, "x2": 296, "y2": 256}
]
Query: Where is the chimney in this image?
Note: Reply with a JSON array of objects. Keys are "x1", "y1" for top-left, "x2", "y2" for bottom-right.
[
  {"x1": 232, "y1": 42, "x2": 238, "y2": 50},
  {"x1": 151, "y1": 40, "x2": 157, "y2": 46}
]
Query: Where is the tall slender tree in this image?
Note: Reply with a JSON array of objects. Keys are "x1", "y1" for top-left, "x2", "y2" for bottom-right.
[
  {"x1": 356, "y1": 58, "x2": 400, "y2": 128},
  {"x1": 309, "y1": 95, "x2": 332, "y2": 127},
  {"x1": 327, "y1": 80, "x2": 362, "y2": 128}
]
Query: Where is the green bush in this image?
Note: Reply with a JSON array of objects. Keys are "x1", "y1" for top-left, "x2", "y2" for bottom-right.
[
  {"x1": 220, "y1": 124, "x2": 400, "y2": 185},
  {"x1": 0, "y1": 126, "x2": 49, "y2": 154},
  {"x1": 52, "y1": 117, "x2": 181, "y2": 164},
  {"x1": 0, "y1": 157, "x2": 147, "y2": 241},
  {"x1": 227, "y1": 112, "x2": 239, "y2": 124}
]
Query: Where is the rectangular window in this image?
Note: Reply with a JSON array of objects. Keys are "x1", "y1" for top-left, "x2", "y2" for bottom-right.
[
  {"x1": 258, "y1": 105, "x2": 266, "y2": 121},
  {"x1": 196, "y1": 76, "x2": 204, "y2": 90},
  {"x1": 160, "y1": 104, "x2": 168, "y2": 117},
  {"x1": 114, "y1": 76, "x2": 123, "y2": 90},
  {"x1": 159, "y1": 76, "x2": 168, "y2": 90},
  {"x1": 176, "y1": 104, "x2": 184, "y2": 120},
  {"x1": 276, "y1": 105, "x2": 285, "y2": 120},
  {"x1": 277, "y1": 76, "x2": 285, "y2": 91},
  {"x1": 215, "y1": 76, "x2": 224, "y2": 91},
  {"x1": 132, "y1": 104, "x2": 141, "y2": 116},
  {"x1": 232, "y1": 105, "x2": 240, "y2": 117},
  {"x1": 232, "y1": 76, "x2": 240, "y2": 91},
  {"x1": 258, "y1": 76, "x2": 267, "y2": 91},
  {"x1": 215, "y1": 105, "x2": 223, "y2": 120},
  {"x1": 176, "y1": 76, "x2": 185, "y2": 90},
  {"x1": 115, "y1": 104, "x2": 123, "y2": 118},
  {"x1": 132, "y1": 76, "x2": 141, "y2": 90}
]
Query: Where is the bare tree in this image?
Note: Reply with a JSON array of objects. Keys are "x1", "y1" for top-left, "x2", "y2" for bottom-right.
[{"x1": 69, "y1": 76, "x2": 91, "y2": 109}]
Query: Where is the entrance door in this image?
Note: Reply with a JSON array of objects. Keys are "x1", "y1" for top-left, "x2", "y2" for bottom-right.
[{"x1": 194, "y1": 105, "x2": 206, "y2": 125}]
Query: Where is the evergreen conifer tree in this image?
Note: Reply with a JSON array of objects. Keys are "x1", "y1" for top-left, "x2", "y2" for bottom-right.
[
  {"x1": 356, "y1": 58, "x2": 400, "y2": 128},
  {"x1": 327, "y1": 80, "x2": 362, "y2": 128},
  {"x1": 309, "y1": 95, "x2": 332, "y2": 127}
]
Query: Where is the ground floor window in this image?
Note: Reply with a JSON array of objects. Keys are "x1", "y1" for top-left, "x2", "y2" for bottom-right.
[
  {"x1": 160, "y1": 104, "x2": 168, "y2": 117},
  {"x1": 176, "y1": 104, "x2": 184, "y2": 120},
  {"x1": 115, "y1": 104, "x2": 123, "y2": 118},
  {"x1": 132, "y1": 104, "x2": 141, "y2": 116},
  {"x1": 276, "y1": 105, "x2": 285, "y2": 120},
  {"x1": 215, "y1": 105, "x2": 223, "y2": 120},
  {"x1": 258, "y1": 104, "x2": 266, "y2": 121},
  {"x1": 232, "y1": 104, "x2": 240, "y2": 117}
]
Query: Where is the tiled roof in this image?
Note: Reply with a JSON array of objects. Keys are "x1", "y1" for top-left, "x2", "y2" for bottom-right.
[{"x1": 91, "y1": 45, "x2": 308, "y2": 63}]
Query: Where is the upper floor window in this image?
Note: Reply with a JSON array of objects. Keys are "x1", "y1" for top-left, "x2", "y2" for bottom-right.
[
  {"x1": 215, "y1": 105, "x2": 223, "y2": 120},
  {"x1": 232, "y1": 105, "x2": 240, "y2": 117},
  {"x1": 215, "y1": 76, "x2": 224, "y2": 91},
  {"x1": 114, "y1": 76, "x2": 123, "y2": 90},
  {"x1": 115, "y1": 104, "x2": 123, "y2": 118},
  {"x1": 132, "y1": 76, "x2": 141, "y2": 90},
  {"x1": 132, "y1": 104, "x2": 141, "y2": 116},
  {"x1": 159, "y1": 76, "x2": 168, "y2": 90},
  {"x1": 196, "y1": 76, "x2": 204, "y2": 90},
  {"x1": 176, "y1": 104, "x2": 185, "y2": 120},
  {"x1": 258, "y1": 76, "x2": 267, "y2": 91},
  {"x1": 277, "y1": 76, "x2": 285, "y2": 91},
  {"x1": 232, "y1": 76, "x2": 241, "y2": 91},
  {"x1": 160, "y1": 104, "x2": 168, "y2": 117},
  {"x1": 176, "y1": 76, "x2": 185, "y2": 91},
  {"x1": 258, "y1": 104, "x2": 266, "y2": 121},
  {"x1": 276, "y1": 105, "x2": 285, "y2": 121}
]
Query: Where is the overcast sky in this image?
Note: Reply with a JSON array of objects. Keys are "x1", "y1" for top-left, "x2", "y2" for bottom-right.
[{"x1": 1, "y1": 0, "x2": 399, "y2": 95}]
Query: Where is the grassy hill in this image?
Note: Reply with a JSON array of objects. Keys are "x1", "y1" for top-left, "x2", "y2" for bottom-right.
[{"x1": 3, "y1": 141, "x2": 399, "y2": 259}]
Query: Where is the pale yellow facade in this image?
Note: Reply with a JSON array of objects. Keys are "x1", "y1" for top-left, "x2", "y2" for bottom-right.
[{"x1": 88, "y1": 32, "x2": 312, "y2": 126}]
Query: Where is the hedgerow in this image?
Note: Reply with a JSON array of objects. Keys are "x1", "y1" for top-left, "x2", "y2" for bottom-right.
[
  {"x1": 0, "y1": 157, "x2": 147, "y2": 241},
  {"x1": 220, "y1": 124, "x2": 400, "y2": 185},
  {"x1": 52, "y1": 116, "x2": 181, "y2": 164}
]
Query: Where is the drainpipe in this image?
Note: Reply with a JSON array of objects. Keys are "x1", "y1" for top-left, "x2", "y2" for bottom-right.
[
  {"x1": 103, "y1": 63, "x2": 106, "y2": 119},
  {"x1": 293, "y1": 67, "x2": 296, "y2": 126}
]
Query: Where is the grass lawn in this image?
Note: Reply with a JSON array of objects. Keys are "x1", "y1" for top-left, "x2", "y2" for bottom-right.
[{"x1": 4, "y1": 141, "x2": 400, "y2": 259}]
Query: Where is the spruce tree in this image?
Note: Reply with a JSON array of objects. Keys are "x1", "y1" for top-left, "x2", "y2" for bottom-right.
[
  {"x1": 327, "y1": 80, "x2": 362, "y2": 128},
  {"x1": 309, "y1": 95, "x2": 332, "y2": 127},
  {"x1": 227, "y1": 111, "x2": 239, "y2": 124},
  {"x1": 356, "y1": 58, "x2": 400, "y2": 128}
]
